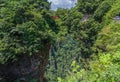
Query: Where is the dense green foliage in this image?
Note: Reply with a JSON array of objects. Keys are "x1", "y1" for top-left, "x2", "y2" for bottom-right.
[
  {"x1": 56, "y1": 0, "x2": 120, "y2": 82},
  {"x1": 77, "y1": 0, "x2": 104, "y2": 14},
  {"x1": 58, "y1": 51, "x2": 120, "y2": 82},
  {"x1": 0, "y1": 0, "x2": 57, "y2": 82},
  {"x1": 93, "y1": 0, "x2": 114, "y2": 22},
  {"x1": 0, "y1": 0, "x2": 120, "y2": 82},
  {"x1": 0, "y1": 0, "x2": 57, "y2": 64}
]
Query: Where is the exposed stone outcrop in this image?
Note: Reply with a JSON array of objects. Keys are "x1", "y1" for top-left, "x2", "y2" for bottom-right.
[{"x1": 0, "y1": 43, "x2": 51, "y2": 82}]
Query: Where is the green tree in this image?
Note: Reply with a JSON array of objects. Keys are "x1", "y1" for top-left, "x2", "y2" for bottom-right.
[
  {"x1": 0, "y1": 0, "x2": 57, "y2": 82},
  {"x1": 76, "y1": 0, "x2": 104, "y2": 14},
  {"x1": 93, "y1": 0, "x2": 114, "y2": 22}
]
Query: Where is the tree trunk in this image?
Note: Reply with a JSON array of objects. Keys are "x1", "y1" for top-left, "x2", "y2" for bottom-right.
[{"x1": 39, "y1": 43, "x2": 51, "y2": 82}]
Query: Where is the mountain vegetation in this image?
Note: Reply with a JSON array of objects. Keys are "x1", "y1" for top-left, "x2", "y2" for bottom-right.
[{"x1": 0, "y1": 0, "x2": 120, "y2": 82}]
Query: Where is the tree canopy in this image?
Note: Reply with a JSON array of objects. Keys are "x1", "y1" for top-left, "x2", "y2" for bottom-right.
[{"x1": 0, "y1": 0, "x2": 57, "y2": 64}]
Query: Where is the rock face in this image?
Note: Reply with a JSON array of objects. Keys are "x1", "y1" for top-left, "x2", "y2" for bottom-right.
[
  {"x1": 81, "y1": 14, "x2": 89, "y2": 22},
  {"x1": 0, "y1": 43, "x2": 51, "y2": 82},
  {"x1": 0, "y1": 55, "x2": 40, "y2": 82}
]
